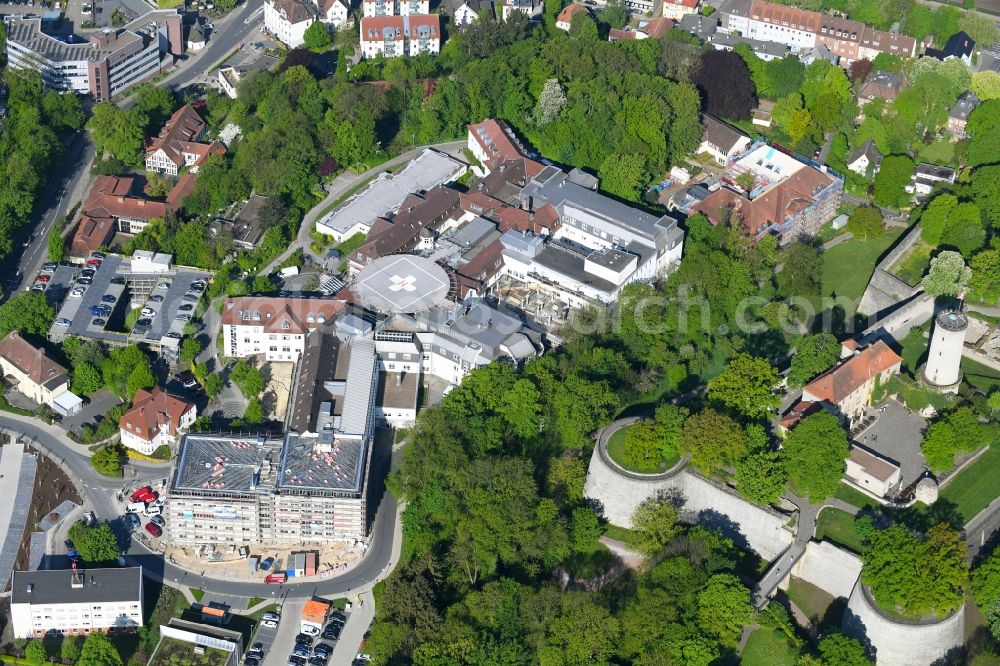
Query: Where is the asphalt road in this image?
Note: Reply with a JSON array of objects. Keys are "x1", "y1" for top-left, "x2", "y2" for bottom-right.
[
  {"x1": 3, "y1": 134, "x2": 95, "y2": 295},
  {"x1": 0, "y1": 413, "x2": 401, "y2": 603}
]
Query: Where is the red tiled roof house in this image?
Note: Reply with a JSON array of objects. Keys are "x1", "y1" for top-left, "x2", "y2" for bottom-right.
[{"x1": 119, "y1": 387, "x2": 196, "y2": 455}]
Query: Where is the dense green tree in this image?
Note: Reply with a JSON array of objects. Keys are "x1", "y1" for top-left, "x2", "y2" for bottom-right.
[
  {"x1": 87, "y1": 102, "x2": 147, "y2": 166},
  {"x1": 78, "y1": 629, "x2": 123, "y2": 666},
  {"x1": 244, "y1": 399, "x2": 265, "y2": 424},
  {"x1": 708, "y1": 353, "x2": 780, "y2": 418},
  {"x1": 847, "y1": 206, "x2": 884, "y2": 239},
  {"x1": 782, "y1": 412, "x2": 849, "y2": 502},
  {"x1": 971, "y1": 249, "x2": 1000, "y2": 302},
  {"x1": 547, "y1": 456, "x2": 587, "y2": 503},
  {"x1": 873, "y1": 155, "x2": 915, "y2": 208},
  {"x1": 923, "y1": 250, "x2": 971, "y2": 297},
  {"x1": 90, "y1": 443, "x2": 124, "y2": 477},
  {"x1": 696, "y1": 574, "x2": 752, "y2": 648},
  {"x1": 973, "y1": 545, "x2": 1000, "y2": 610},
  {"x1": 24, "y1": 640, "x2": 46, "y2": 665},
  {"x1": 180, "y1": 337, "x2": 202, "y2": 365},
  {"x1": 973, "y1": 70, "x2": 1000, "y2": 101},
  {"x1": 734, "y1": 449, "x2": 786, "y2": 506},
  {"x1": 570, "y1": 507, "x2": 603, "y2": 552},
  {"x1": 788, "y1": 333, "x2": 840, "y2": 388},
  {"x1": 817, "y1": 633, "x2": 872, "y2": 665},
  {"x1": 61, "y1": 636, "x2": 83, "y2": 663},
  {"x1": 692, "y1": 50, "x2": 756, "y2": 120},
  {"x1": 72, "y1": 362, "x2": 104, "y2": 395},
  {"x1": 680, "y1": 409, "x2": 746, "y2": 475},
  {"x1": 627, "y1": 496, "x2": 680, "y2": 556},
  {"x1": 303, "y1": 20, "x2": 331, "y2": 49},
  {"x1": 203, "y1": 373, "x2": 224, "y2": 399},
  {"x1": 68, "y1": 522, "x2": 120, "y2": 562},
  {"x1": 0, "y1": 291, "x2": 56, "y2": 338},
  {"x1": 862, "y1": 523, "x2": 968, "y2": 619},
  {"x1": 598, "y1": 152, "x2": 646, "y2": 202}
]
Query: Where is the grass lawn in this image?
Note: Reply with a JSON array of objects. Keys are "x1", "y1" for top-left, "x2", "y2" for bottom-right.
[
  {"x1": 606, "y1": 423, "x2": 679, "y2": 473},
  {"x1": 821, "y1": 226, "x2": 907, "y2": 308},
  {"x1": 741, "y1": 627, "x2": 800, "y2": 666},
  {"x1": 961, "y1": 357, "x2": 1000, "y2": 394},
  {"x1": 918, "y1": 138, "x2": 956, "y2": 165},
  {"x1": 898, "y1": 325, "x2": 928, "y2": 375},
  {"x1": 786, "y1": 577, "x2": 836, "y2": 627},
  {"x1": 602, "y1": 524, "x2": 634, "y2": 543},
  {"x1": 940, "y1": 445, "x2": 1000, "y2": 523},
  {"x1": 149, "y1": 636, "x2": 230, "y2": 666},
  {"x1": 247, "y1": 596, "x2": 264, "y2": 608},
  {"x1": 564, "y1": 541, "x2": 616, "y2": 579},
  {"x1": 190, "y1": 588, "x2": 205, "y2": 602},
  {"x1": 889, "y1": 241, "x2": 931, "y2": 287},
  {"x1": 124, "y1": 307, "x2": 141, "y2": 331},
  {"x1": 814, "y1": 507, "x2": 863, "y2": 553},
  {"x1": 834, "y1": 482, "x2": 877, "y2": 510}
]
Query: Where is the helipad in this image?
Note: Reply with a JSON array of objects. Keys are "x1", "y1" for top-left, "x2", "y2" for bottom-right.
[{"x1": 353, "y1": 255, "x2": 452, "y2": 313}]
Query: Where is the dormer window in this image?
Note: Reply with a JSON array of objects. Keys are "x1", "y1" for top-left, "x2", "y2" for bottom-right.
[
  {"x1": 252, "y1": 311, "x2": 261, "y2": 321},
  {"x1": 282, "y1": 320, "x2": 290, "y2": 329}
]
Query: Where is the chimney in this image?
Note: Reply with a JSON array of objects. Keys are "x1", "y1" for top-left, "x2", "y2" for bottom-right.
[
  {"x1": 395, "y1": 373, "x2": 401, "y2": 387},
  {"x1": 26, "y1": 584, "x2": 32, "y2": 593}
]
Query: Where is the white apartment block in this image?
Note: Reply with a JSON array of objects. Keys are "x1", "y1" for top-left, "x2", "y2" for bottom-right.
[
  {"x1": 221, "y1": 296, "x2": 345, "y2": 362},
  {"x1": 265, "y1": 0, "x2": 350, "y2": 48},
  {"x1": 10, "y1": 568, "x2": 144, "y2": 639},
  {"x1": 359, "y1": 14, "x2": 441, "y2": 58},
  {"x1": 5, "y1": 12, "x2": 183, "y2": 101},
  {"x1": 362, "y1": 0, "x2": 429, "y2": 15}
]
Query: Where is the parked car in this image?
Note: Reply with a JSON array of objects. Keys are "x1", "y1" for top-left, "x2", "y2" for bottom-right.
[
  {"x1": 41, "y1": 262, "x2": 57, "y2": 272},
  {"x1": 313, "y1": 644, "x2": 332, "y2": 658},
  {"x1": 125, "y1": 513, "x2": 141, "y2": 531},
  {"x1": 149, "y1": 294, "x2": 164, "y2": 302},
  {"x1": 166, "y1": 332, "x2": 182, "y2": 339},
  {"x1": 178, "y1": 371, "x2": 199, "y2": 389},
  {"x1": 111, "y1": 277, "x2": 126, "y2": 285},
  {"x1": 260, "y1": 557, "x2": 275, "y2": 571},
  {"x1": 249, "y1": 643, "x2": 264, "y2": 656},
  {"x1": 245, "y1": 658, "x2": 260, "y2": 666},
  {"x1": 262, "y1": 612, "x2": 280, "y2": 622},
  {"x1": 54, "y1": 318, "x2": 71, "y2": 327},
  {"x1": 136, "y1": 318, "x2": 152, "y2": 327},
  {"x1": 80, "y1": 269, "x2": 95, "y2": 279},
  {"x1": 150, "y1": 515, "x2": 165, "y2": 528},
  {"x1": 35, "y1": 274, "x2": 50, "y2": 283},
  {"x1": 89, "y1": 305, "x2": 110, "y2": 317},
  {"x1": 77, "y1": 277, "x2": 92, "y2": 285},
  {"x1": 31, "y1": 283, "x2": 46, "y2": 292},
  {"x1": 140, "y1": 307, "x2": 156, "y2": 318},
  {"x1": 178, "y1": 304, "x2": 194, "y2": 312},
  {"x1": 90, "y1": 252, "x2": 105, "y2": 260},
  {"x1": 261, "y1": 619, "x2": 278, "y2": 629},
  {"x1": 144, "y1": 522, "x2": 162, "y2": 538},
  {"x1": 92, "y1": 318, "x2": 106, "y2": 327},
  {"x1": 130, "y1": 487, "x2": 154, "y2": 502},
  {"x1": 292, "y1": 645, "x2": 310, "y2": 659},
  {"x1": 157, "y1": 281, "x2": 171, "y2": 290},
  {"x1": 176, "y1": 313, "x2": 192, "y2": 322},
  {"x1": 328, "y1": 612, "x2": 346, "y2": 626},
  {"x1": 70, "y1": 287, "x2": 85, "y2": 298},
  {"x1": 321, "y1": 624, "x2": 341, "y2": 641},
  {"x1": 295, "y1": 634, "x2": 314, "y2": 646},
  {"x1": 85, "y1": 258, "x2": 102, "y2": 267},
  {"x1": 39, "y1": 266, "x2": 56, "y2": 276},
  {"x1": 101, "y1": 294, "x2": 116, "y2": 303}
]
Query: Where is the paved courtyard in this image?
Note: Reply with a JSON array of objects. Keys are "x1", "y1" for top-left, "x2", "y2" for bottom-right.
[{"x1": 853, "y1": 398, "x2": 927, "y2": 488}]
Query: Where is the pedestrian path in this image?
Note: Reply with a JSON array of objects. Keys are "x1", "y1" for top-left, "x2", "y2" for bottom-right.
[{"x1": 0, "y1": 442, "x2": 37, "y2": 586}]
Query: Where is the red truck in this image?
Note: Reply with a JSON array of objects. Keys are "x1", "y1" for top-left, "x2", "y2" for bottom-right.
[{"x1": 265, "y1": 573, "x2": 287, "y2": 584}]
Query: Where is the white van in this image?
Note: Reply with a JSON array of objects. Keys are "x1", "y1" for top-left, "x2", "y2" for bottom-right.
[
  {"x1": 145, "y1": 504, "x2": 162, "y2": 516},
  {"x1": 125, "y1": 501, "x2": 146, "y2": 513},
  {"x1": 279, "y1": 266, "x2": 299, "y2": 278}
]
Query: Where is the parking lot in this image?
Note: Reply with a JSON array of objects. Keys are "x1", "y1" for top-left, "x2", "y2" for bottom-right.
[{"x1": 48, "y1": 255, "x2": 210, "y2": 349}]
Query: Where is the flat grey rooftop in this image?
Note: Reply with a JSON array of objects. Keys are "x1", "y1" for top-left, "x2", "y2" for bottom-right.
[
  {"x1": 276, "y1": 433, "x2": 366, "y2": 495},
  {"x1": 11, "y1": 566, "x2": 143, "y2": 605},
  {"x1": 354, "y1": 255, "x2": 452, "y2": 314},
  {"x1": 316, "y1": 149, "x2": 465, "y2": 236},
  {"x1": 172, "y1": 435, "x2": 283, "y2": 495}
]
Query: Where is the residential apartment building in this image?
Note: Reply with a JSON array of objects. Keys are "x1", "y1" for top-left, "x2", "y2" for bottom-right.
[
  {"x1": 4, "y1": 11, "x2": 183, "y2": 101},
  {"x1": 10, "y1": 567, "x2": 144, "y2": 639},
  {"x1": 359, "y1": 14, "x2": 442, "y2": 58},
  {"x1": 167, "y1": 340, "x2": 378, "y2": 546},
  {"x1": 948, "y1": 91, "x2": 979, "y2": 140},
  {"x1": 719, "y1": 0, "x2": 916, "y2": 64},
  {"x1": 925, "y1": 30, "x2": 975, "y2": 65},
  {"x1": 695, "y1": 139, "x2": 843, "y2": 243},
  {"x1": 443, "y1": 0, "x2": 494, "y2": 26},
  {"x1": 221, "y1": 296, "x2": 345, "y2": 362},
  {"x1": 0, "y1": 331, "x2": 71, "y2": 408},
  {"x1": 906, "y1": 163, "x2": 956, "y2": 200},
  {"x1": 858, "y1": 70, "x2": 904, "y2": 106},
  {"x1": 662, "y1": 0, "x2": 698, "y2": 20},
  {"x1": 145, "y1": 104, "x2": 225, "y2": 176},
  {"x1": 500, "y1": 0, "x2": 544, "y2": 19},
  {"x1": 362, "y1": 0, "x2": 429, "y2": 15},
  {"x1": 265, "y1": 0, "x2": 350, "y2": 47},
  {"x1": 119, "y1": 387, "x2": 196, "y2": 455}
]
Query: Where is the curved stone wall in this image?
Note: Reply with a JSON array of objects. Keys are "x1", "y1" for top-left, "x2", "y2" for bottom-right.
[
  {"x1": 584, "y1": 440, "x2": 795, "y2": 561},
  {"x1": 842, "y1": 582, "x2": 965, "y2": 666}
]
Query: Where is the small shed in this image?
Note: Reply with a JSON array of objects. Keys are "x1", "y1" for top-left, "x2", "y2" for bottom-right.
[
  {"x1": 247, "y1": 556, "x2": 260, "y2": 573},
  {"x1": 831, "y1": 213, "x2": 849, "y2": 230}
]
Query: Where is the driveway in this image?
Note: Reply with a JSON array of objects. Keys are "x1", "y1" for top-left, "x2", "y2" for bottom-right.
[
  {"x1": 60, "y1": 389, "x2": 122, "y2": 437},
  {"x1": 853, "y1": 398, "x2": 927, "y2": 488},
  {"x1": 263, "y1": 599, "x2": 304, "y2": 666}
]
